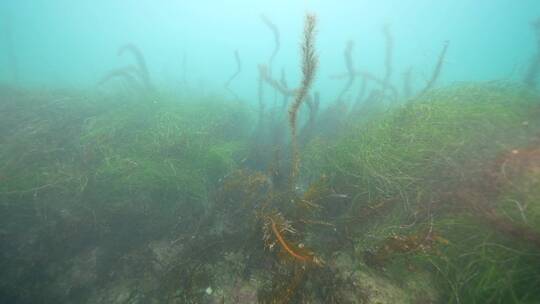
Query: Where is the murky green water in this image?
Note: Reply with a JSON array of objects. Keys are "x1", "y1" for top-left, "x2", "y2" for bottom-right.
[{"x1": 1, "y1": 1, "x2": 540, "y2": 303}]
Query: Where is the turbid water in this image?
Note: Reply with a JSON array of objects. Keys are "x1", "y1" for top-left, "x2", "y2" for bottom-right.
[{"x1": 1, "y1": 1, "x2": 540, "y2": 303}]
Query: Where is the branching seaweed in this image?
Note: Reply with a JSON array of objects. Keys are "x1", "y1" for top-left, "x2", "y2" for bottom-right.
[
  {"x1": 261, "y1": 14, "x2": 281, "y2": 73},
  {"x1": 263, "y1": 212, "x2": 323, "y2": 266},
  {"x1": 259, "y1": 64, "x2": 296, "y2": 97}
]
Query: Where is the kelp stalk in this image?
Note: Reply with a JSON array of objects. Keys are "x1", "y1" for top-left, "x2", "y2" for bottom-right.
[
  {"x1": 336, "y1": 40, "x2": 356, "y2": 102},
  {"x1": 524, "y1": 18, "x2": 540, "y2": 88},
  {"x1": 381, "y1": 25, "x2": 394, "y2": 100},
  {"x1": 332, "y1": 70, "x2": 398, "y2": 101},
  {"x1": 225, "y1": 49, "x2": 242, "y2": 99},
  {"x1": 402, "y1": 67, "x2": 413, "y2": 98},
  {"x1": 118, "y1": 43, "x2": 154, "y2": 92},
  {"x1": 421, "y1": 40, "x2": 449, "y2": 94},
  {"x1": 289, "y1": 13, "x2": 318, "y2": 185},
  {"x1": 2, "y1": 15, "x2": 18, "y2": 84},
  {"x1": 299, "y1": 92, "x2": 319, "y2": 146},
  {"x1": 261, "y1": 14, "x2": 281, "y2": 73},
  {"x1": 280, "y1": 68, "x2": 290, "y2": 110},
  {"x1": 97, "y1": 66, "x2": 145, "y2": 93}
]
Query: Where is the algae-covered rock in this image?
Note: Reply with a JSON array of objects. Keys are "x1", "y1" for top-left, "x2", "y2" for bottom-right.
[
  {"x1": 304, "y1": 83, "x2": 539, "y2": 194},
  {"x1": 301, "y1": 83, "x2": 540, "y2": 303},
  {"x1": 495, "y1": 147, "x2": 540, "y2": 234}
]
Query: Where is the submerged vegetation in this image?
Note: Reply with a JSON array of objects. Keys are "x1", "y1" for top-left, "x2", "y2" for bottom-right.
[{"x1": 1, "y1": 8, "x2": 540, "y2": 304}]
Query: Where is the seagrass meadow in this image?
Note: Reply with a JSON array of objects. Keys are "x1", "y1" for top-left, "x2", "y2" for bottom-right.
[{"x1": 1, "y1": 1, "x2": 540, "y2": 303}]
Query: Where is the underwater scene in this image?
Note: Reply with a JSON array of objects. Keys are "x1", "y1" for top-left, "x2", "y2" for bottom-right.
[{"x1": 1, "y1": 1, "x2": 540, "y2": 303}]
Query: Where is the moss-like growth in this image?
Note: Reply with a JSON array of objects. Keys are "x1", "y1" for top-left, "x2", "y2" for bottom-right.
[
  {"x1": 305, "y1": 83, "x2": 538, "y2": 197},
  {"x1": 78, "y1": 97, "x2": 251, "y2": 207}
]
